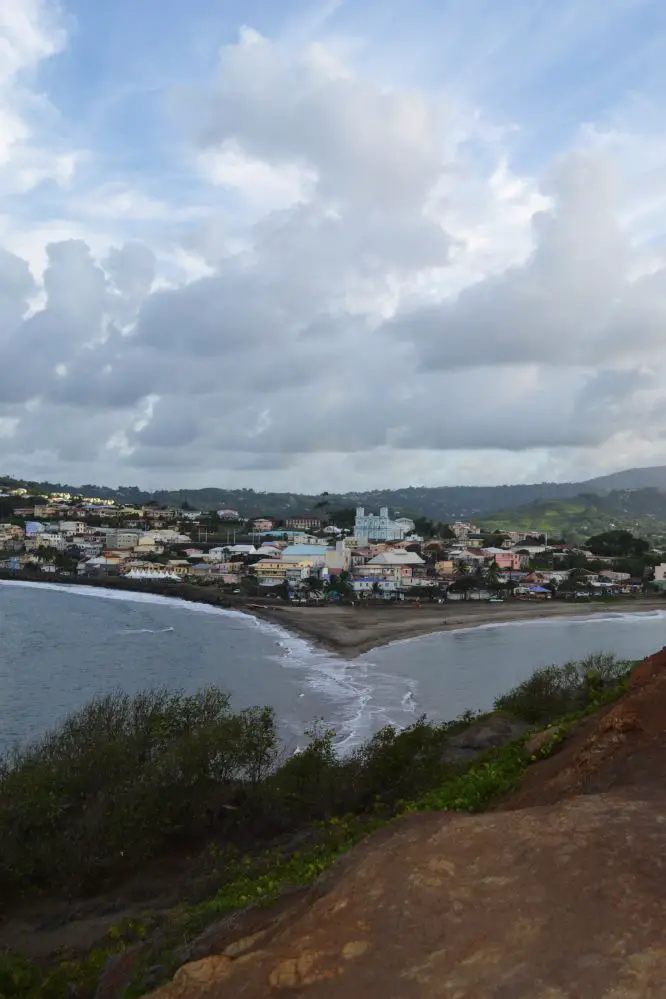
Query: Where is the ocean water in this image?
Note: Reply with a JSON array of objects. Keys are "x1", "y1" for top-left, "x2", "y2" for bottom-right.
[{"x1": 2, "y1": 580, "x2": 666, "y2": 754}]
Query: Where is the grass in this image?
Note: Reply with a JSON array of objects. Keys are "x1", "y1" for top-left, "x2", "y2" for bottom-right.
[{"x1": 0, "y1": 653, "x2": 636, "y2": 998}]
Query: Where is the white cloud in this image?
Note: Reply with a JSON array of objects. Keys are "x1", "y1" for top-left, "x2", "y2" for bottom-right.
[
  {"x1": 197, "y1": 142, "x2": 318, "y2": 215},
  {"x1": 0, "y1": 0, "x2": 79, "y2": 194},
  {"x1": 3, "y1": 9, "x2": 666, "y2": 491}
]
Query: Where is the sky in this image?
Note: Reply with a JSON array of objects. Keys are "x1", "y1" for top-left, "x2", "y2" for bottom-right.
[{"x1": 3, "y1": 1, "x2": 666, "y2": 492}]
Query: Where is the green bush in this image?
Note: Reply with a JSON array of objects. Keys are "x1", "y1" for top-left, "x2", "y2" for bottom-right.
[
  {"x1": 0, "y1": 688, "x2": 280, "y2": 896},
  {"x1": 493, "y1": 652, "x2": 631, "y2": 723},
  {"x1": 0, "y1": 652, "x2": 635, "y2": 901}
]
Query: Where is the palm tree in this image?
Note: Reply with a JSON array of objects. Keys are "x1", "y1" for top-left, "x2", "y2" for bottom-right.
[
  {"x1": 452, "y1": 562, "x2": 473, "y2": 601},
  {"x1": 484, "y1": 561, "x2": 502, "y2": 595},
  {"x1": 471, "y1": 565, "x2": 485, "y2": 600}
]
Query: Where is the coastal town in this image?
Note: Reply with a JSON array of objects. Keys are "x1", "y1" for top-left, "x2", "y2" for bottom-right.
[{"x1": 1, "y1": 484, "x2": 665, "y2": 603}]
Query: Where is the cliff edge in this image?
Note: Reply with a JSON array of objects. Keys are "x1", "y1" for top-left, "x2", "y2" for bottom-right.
[{"x1": 144, "y1": 648, "x2": 666, "y2": 998}]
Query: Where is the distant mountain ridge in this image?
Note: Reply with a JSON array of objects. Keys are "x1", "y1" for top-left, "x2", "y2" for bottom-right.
[{"x1": 5, "y1": 464, "x2": 666, "y2": 521}]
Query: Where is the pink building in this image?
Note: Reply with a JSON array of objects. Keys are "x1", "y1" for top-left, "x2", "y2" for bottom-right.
[{"x1": 482, "y1": 550, "x2": 523, "y2": 571}]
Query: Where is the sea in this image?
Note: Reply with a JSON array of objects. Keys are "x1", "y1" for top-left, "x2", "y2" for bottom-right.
[{"x1": 2, "y1": 580, "x2": 666, "y2": 755}]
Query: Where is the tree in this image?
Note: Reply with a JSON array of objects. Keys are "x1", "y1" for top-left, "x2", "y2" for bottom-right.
[
  {"x1": 325, "y1": 570, "x2": 354, "y2": 601},
  {"x1": 484, "y1": 561, "x2": 502, "y2": 595},
  {"x1": 371, "y1": 580, "x2": 382, "y2": 600},
  {"x1": 304, "y1": 575, "x2": 324, "y2": 599},
  {"x1": 327, "y1": 508, "x2": 356, "y2": 531},
  {"x1": 472, "y1": 566, "x2": 486, "y2": 599},
  {"x1": 413, "y1": 517, "x2": 435, "y2": 538},
  {"x1": 484, "y1": 533, "x2": 509, "y2": 549},
  {"x1": 314, "y1": 491, "x2": 330, "y2": 511},
  {"x1": 450, "y1": 563, "x2": 473, "y2": 601},
  {"x1": 585, "y1": 530, "x2": 649, "y2": 558}
]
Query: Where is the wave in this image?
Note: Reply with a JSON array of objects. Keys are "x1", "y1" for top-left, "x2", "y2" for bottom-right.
[
  {"x1": 263, "y1": 628, "x2": 420, "y2": 750},
  {"x1": 122, "y1": 627, "x2": 175, "y2": 635},
  {"x1": 0, "y1": 579, "x2": 418, "y2": 750}
]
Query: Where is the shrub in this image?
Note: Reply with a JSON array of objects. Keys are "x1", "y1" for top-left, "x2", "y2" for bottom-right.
[
  {"x1": 494, "y1": 652, "x2": 631, "y2": 723},
  {"x1": 0, "y1": 688, "x2": 280, "y2": 896},
  {"x1": 0, "y1": 653, "x2": 634, "y2": 901}
]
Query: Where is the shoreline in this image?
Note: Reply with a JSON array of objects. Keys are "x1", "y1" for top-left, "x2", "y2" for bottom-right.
[
  {"x1": 248, "y1": 599, "x2": 666, "y2": 658},
  {"x1": 3, "y1": 573, "x2": 666, "y2": 658}
]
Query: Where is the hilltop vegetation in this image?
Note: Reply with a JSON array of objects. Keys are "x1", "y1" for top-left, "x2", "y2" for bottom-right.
[
  {"x1": 6, "y1": 465, "x2": 666, "y2": 521},
  {"x1": 479, "y1": 488, "x2": 666, "y2": 543}
]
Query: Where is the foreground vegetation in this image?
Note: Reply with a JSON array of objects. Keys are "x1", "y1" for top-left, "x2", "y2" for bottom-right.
[{"x1": 0, "y1": 653, "x2": 635, "y2": 998}]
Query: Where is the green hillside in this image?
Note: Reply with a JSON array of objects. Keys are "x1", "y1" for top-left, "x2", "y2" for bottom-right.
[
  {"x1": 480, "y1": 488, "x2": 666, "y2": 543},
  {"x1": 6, "y1": 471, "x2": 666, "y2": 527}
]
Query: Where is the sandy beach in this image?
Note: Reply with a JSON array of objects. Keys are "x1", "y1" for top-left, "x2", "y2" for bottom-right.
[{"x1": 249, "y1": 598, "x2": 666, "y2": 658}]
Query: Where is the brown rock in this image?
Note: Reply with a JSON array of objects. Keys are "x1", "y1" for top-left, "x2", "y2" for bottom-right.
[
  {"x1": 173, "y1": 956, "x2": 232, "y2": 987},
  {"x1": 341, "y1": 940, "x2": 369, "y2": 960},
  {"x1": 629, "y1": 645, "x2": 666, "y2": 688},
  {"x1": 222, "y1": 931, "x2": 266, "y2": 958},
  {"x1": 268, "y1": 950, "x2": 339, "y2": 989},
  {"x1": 143, "y1": 793, "x2": 666, "y2": 998}
]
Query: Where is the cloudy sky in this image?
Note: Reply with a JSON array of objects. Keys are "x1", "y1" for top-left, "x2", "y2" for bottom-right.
[{"x1": 2, "y1": 0, "x2": 666, "y2": 492}]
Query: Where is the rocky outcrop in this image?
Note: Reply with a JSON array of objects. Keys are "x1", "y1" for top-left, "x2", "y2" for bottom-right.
[
  {"x1": 146, "y1": 794, "x2": 666, "y2": 997},
  {"x1": 442, "y1": 713, "x2": 530, "y2": 765},
  {"x1": 143, "y1": 649, "x2": 666, "y2": 998}
]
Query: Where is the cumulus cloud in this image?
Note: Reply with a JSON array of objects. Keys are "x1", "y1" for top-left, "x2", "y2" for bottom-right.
[{"x1": 4, "y1": 12, "x2": 666, "y2": 490}]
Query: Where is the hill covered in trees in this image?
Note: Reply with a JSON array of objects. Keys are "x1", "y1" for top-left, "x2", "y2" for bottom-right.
[
  {"x1": 6, "y1": 464, "x2": 666, "y2": 522},
  {"x1": 479, "y1": 488, "x2": 666, "y2": 543}
]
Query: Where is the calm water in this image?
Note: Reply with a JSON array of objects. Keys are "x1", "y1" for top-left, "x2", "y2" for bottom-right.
[{"x1": 2, "y1": 581, "x2": 666, "y2": 754}]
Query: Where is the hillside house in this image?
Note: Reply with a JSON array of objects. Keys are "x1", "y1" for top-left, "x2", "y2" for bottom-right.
[{"x1": 284, "y1": 516, "x2": 323, "y2": 531}]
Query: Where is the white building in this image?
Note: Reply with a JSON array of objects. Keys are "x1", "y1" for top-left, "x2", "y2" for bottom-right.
[
  {"x1": 366, "y1": 549, "x2": 424, "y2": 567},
  {"x1": 354, "y1": 506, "x2": 408, "y2": 542},
  {"x1": 30, "y1": 531, "x2": 67, "y2": 550},
  {"x1": 58, "y1": 520, "x2": 87, "y2": 536}
]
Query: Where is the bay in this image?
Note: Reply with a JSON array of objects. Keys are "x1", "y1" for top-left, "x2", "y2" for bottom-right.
[{"x1": 2, "y1": 581, "x2": 666, "y2": 754}]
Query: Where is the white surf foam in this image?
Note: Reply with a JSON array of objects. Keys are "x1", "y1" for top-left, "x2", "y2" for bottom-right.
[
  {"x1": 122, "y1": 627, "x2": 175, "y2": 635},
  {"x1": 0, "y1": 580, "x2": 418, "y2": 751}
]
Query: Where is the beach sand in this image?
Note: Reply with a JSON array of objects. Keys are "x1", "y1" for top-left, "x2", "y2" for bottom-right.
[{"x1": 249, "y1": 598, "x2": 666, "y2": 658}]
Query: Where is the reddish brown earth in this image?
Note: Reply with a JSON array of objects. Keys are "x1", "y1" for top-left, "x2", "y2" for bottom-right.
[{"x1": 143, "y1": 647, "x2": 666, "y2": 998}]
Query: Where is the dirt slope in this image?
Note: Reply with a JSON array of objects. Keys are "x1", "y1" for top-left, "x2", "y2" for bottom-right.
[
  {"x1": 498, "y1": 644, "x2": 666, "y2": 810},
  {"x1": 144, "y1": 648, "x2": 666, "y2": 998}
]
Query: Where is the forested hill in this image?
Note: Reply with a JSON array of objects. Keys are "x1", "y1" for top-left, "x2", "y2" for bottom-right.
[
  {"x1": 478, "y1": 488, "x2": 666, "y2": 543},
  {"x1": 4, "y1": 465, "x2": 666, "y2": 520}
]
